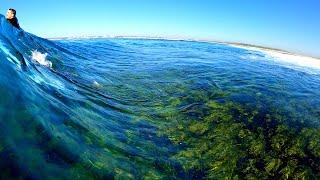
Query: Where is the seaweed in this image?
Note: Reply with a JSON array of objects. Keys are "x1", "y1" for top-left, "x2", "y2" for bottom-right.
[{"x1": 161, "y1": 92, "x2": 320, "y2": 179}]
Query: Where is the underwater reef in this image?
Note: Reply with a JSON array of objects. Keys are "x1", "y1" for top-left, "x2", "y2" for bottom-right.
[{"x1": 158, "y1": 88, "x2": 320, "y2": 179}]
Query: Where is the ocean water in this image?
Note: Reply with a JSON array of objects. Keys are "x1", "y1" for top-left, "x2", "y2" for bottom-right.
[{"x1": 0, "y1": 14, "x2": 319, "y2": 179}]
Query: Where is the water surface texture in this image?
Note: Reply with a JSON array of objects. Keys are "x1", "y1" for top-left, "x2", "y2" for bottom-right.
[{"x1": 0, "y1": 15, "x2": 319, "y2": 179}]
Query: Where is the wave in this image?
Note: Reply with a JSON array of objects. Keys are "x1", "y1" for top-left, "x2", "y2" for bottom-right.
[
  {"x1": 0, "y1": 14, "x2": 121, "y2": 178},
  {"x1": 0, "y1": 13, "x2": 180, "y2": 179},
  {"x1": 228, "y1": 43, "x2": 320, "y2": 72},
  {"x1": 1, "y1": 13, "x2": 319, "y2": 179}
]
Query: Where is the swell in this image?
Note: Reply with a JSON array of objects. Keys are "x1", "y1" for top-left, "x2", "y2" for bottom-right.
[{"x1": 0, "y1": 14, "x2": 153, "y2": 179}]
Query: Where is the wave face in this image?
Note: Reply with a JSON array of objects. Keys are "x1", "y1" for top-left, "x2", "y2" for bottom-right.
[{"x1": 0, "y1": 15, "x2": 320, "y2": 179}]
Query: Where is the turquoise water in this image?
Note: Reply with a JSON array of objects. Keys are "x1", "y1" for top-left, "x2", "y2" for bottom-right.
[{"x1": 0, "y1": 14, "x2": 319, "y2": 179}]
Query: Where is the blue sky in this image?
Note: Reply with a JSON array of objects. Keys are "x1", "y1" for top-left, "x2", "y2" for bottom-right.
[{"x1": 0, "y1": 0, "x2": 319, "y2": 57}]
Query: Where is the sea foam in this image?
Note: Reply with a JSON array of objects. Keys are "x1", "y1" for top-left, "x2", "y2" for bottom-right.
[
  {"x1": 31, "y1": 50, "x2": 52, "y2": 68},
  {"x1": 229, "y1": 44, "x2": 320, "y2": 70}
]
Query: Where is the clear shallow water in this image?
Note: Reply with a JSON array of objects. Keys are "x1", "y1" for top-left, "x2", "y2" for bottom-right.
[{"x1": 0, "y1": 15, "x2": 319, "y2": 179}]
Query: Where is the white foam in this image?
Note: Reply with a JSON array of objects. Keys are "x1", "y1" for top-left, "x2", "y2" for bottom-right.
[
  {"x1": 31, "y1": 50, "x2": 52, "y2": 68},
  {"x1": 229, "y1": 44, "x2": 320, "y2": 70}
]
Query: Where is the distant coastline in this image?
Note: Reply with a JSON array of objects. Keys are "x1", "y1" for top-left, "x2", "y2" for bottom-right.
[{"x1": 47, "y1": 35, "x2": 320, "y2": 60}]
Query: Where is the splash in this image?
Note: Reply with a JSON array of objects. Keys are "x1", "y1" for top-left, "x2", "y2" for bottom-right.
[{"x1": 31, "y1": 50, "x2": 52, "y2": 68}]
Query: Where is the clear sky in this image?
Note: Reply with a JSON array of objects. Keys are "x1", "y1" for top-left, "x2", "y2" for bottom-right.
[{"x1": 0, "y1": 0, "x2": 319, "y2": 57}]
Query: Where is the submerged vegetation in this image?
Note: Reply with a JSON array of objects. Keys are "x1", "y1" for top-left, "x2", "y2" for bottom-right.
[{"x1": 158, "y1": 88, "x2": 320, "y2": 179}]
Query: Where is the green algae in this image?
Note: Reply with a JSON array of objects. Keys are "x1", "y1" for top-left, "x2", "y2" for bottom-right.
[
  {"x1": 160, "y1": 92, "x2": 320, "y2": 179},
  {"x1": 55, "y1": 80, "x2": 320, "y2": 179}
]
